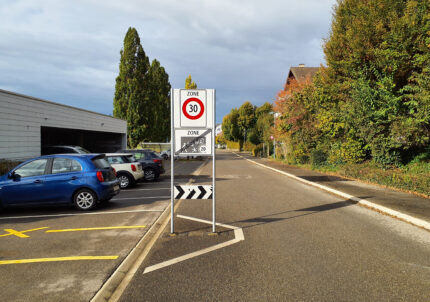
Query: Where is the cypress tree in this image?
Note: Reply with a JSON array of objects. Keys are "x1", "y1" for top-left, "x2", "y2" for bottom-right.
[
  {"x1": 113, "y1": 27, "x2": 150, "y2": 147},
  {"x1": 146, "y1": 59, "x2": 171, "y2": 142}
]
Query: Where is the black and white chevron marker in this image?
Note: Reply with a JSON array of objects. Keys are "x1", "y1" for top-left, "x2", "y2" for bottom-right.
[{"x1": 174, "y1": 185, "x2": 213, "y2": 199}]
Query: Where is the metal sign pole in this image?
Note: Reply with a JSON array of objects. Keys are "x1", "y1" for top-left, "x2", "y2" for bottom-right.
[
  {"x1": 170, "y1": 89, "x2": 175, "y2": 234},
  {"x1": 212, "y1": 89, "x2": 216, "y2": 233}
]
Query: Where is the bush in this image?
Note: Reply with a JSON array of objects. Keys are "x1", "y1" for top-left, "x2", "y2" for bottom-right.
[
  {"x1": 252, "y1": 144, "x2": 264, "y2": 157},
  {"x1": 243, "y1": 141, "x2": 257, "y2": 152},
  {"x1": 311, "y1": 150, "x2": 327, "y2": 167},
  {"x1": 226, "y1": 140, "x2": 241, "y2": 151}
]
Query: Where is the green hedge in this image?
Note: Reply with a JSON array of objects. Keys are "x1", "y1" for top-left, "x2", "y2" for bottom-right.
[{"x1": 226, "y1": 140, "x2": 241, "y2": 150}]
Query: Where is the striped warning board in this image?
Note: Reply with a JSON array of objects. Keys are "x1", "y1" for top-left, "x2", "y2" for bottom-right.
[{"x1": 174, "y1": 185, "x2": 213, "y2": 199}]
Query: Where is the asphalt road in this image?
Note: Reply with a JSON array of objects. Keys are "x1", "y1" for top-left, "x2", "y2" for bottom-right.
[
  {"x1": 119, "y1": 151, "x2": 430, "y2": 302},
  {"x1": 0, "y1": 159, "x2": 205, "y2": 302}
]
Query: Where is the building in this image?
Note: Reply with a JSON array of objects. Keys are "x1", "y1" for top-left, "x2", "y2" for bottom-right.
[
  {"x1": 285, "y1": 64, "x2": 320, "y2": 86},
  {"x1": 215, "y1": 123, "x2": 222, "y2": 136},
  {"x1": 0, "y1": 89, "x2": 127, "y2": 161}
]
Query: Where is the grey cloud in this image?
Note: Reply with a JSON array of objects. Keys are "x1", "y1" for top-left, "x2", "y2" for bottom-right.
[{"x1": 0, "y1": 0, "x2": 336, "y2": 122}]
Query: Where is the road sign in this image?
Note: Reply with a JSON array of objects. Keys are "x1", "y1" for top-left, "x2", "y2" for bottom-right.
[
  {"x1": 174, "y1": 129, "x2": 212, "y2": 155},
  {"x1": 171, "y1": 88, "x2": 216, "y2": 233},
  {"x1": 173, "y1": 89, "x2": 213, "y2": 130},
  {"x1": 180, "y1": 90, "x2": 207, "y2": 127},
  {"x1": 174, "y1": 185, "x2": 213, "y2": 199}
]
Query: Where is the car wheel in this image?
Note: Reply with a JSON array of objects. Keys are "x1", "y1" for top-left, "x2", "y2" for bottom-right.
[
  {"x1": 144, "y1": 168, "x2": 156, "y2": 181},
  {"x1": 74, "y1": 189, "x2": 97, "y2": 211},
  {"x1": 162, "y1": 154, "x2": 168, "y2": 160},
  {"x1": 118, "y1": 174, "x2": 132, "y2": 189}
]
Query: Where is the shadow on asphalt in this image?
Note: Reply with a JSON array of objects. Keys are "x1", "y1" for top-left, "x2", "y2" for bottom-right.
[
  {"x1": 299, "y1": 175, "x2": 351, "y2": 182},
  {"x1": 218, "y1": 197, "x2": 371, "y2": 232}
]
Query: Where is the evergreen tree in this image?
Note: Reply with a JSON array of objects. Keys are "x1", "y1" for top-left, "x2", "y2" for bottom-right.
[
  {"x1": 113, "y1": 27, "x2": 149, "y2": 147},
  {"x1": 146, "y1": 59, "x2": 171, "y2": 142},
  {"x1": 185, "y1": 75, "x2": 197, "y2": 89}
]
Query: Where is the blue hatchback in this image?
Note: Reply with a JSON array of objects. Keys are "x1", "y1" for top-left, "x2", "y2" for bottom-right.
[{"x1": 0, "y1": 154, "x2": 120, "y2": 210}]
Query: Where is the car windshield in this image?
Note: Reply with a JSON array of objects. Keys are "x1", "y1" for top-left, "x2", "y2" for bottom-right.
[
  {"x1": 124, "y1": 155, "x2": 137, "y2": 163},
  {"x1": 92, "y1": 157, "x2": 111, "y2": 169}
]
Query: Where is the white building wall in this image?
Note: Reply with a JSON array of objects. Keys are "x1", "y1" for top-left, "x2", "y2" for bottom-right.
[{"x1": 0, "y1": 89, "x2": 127, "y2": 160}]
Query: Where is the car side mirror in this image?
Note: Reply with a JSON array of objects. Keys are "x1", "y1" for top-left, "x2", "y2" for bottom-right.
[{"x1": 7, "y1": 172, "x2": 15, "y2": 179}]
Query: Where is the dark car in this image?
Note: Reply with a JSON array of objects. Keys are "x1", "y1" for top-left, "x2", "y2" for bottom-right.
[
  {"x1": 42, "y1": 145, "x2": 91, "y2": 155},
  {"x1": 0, "y1": 154, "x2": 120, "y2": 211},
  {"x1": 117, "y1": 149, "x2": 165, "y2": 181}
]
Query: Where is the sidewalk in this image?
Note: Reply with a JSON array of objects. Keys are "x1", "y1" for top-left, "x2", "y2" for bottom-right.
[{"x1": 237, "y1": 152, "x2": 430, "y2": 226}]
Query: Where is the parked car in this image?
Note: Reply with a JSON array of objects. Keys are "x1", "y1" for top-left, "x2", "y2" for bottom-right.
[
  {"x1": 42, "y1": 145, "x2": 91, "y2": 155},
  {"x1": 159, "y1": 149, "x2": 171, "y2": 160},
  {"x1": 117, "y1": 149, "x2": 164, "y2": 181},
  {"x1": 0, "y1": 154, "x2": 120, "y2": 211},
  {"x1": 105, "y1": 153, "x2": 144, "y2": 189}
]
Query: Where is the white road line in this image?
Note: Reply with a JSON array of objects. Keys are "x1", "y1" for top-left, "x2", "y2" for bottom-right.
[
  {"x1": 126, "y1": 188, "x2": 170, "y2": 191},
  {"x1": 0, "y1": 209, "x2": 164, "y2": 220},
  {"x1": 234, "y1": 152, "x2": 430, "y2": 232},
  {"x1": 143, "y1": 215, "x2": 244, "y2": 274},
  {"x1": 112, "y1": 196, "x2": 170, "y2": 201}
]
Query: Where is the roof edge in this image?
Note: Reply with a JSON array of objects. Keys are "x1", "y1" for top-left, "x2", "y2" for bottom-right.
[{"x1": 0, "y1": 88, "x2": 125, "y2": 122}]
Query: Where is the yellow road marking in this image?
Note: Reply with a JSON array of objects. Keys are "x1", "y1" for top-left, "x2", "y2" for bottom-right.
[
  {"x1": 0, "y1": 256, "x2": 118, "y2": 265},
  {"x1": 0, "y1": 227, "x2": 49, "y2": 238},
  {"x1": 46, "y1": 225, "x2": 146, "y2": 233}
]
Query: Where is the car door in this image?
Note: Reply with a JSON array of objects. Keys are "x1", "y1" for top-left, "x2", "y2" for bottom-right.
[
  {"x1": 1, "y1": 159, "x2": 49, "y2": 205},
  {"x1": 43, "y1": 157, "x2": 84, "y2": 203}
]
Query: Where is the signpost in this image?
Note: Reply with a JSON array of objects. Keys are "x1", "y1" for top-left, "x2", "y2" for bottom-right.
[{"x1": 171, "y1": 89, "x2": 216, "y2": 233}]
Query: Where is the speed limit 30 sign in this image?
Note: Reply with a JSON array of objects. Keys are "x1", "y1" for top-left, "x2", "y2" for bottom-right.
[{"x1": 180, "y1": 90, "x2": 207, "y2": 127}]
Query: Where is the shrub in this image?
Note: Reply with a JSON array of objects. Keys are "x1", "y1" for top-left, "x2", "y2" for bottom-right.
[
  {"x1": 226, "y1": 140, "x2": 241, "y2": 151},
  {"x1": 311, "y1": 150, "x2": 328, "y2": 167}
]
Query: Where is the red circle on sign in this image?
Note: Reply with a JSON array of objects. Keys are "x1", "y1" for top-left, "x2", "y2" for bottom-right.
[{"x1": 182, "y1": 98, "x2": 204, "y2": 120}]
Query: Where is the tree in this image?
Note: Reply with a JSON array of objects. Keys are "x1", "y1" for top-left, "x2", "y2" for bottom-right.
[
  {"x1": 146, "y1": 59, "x2": 171, "y2": 142},
  {"x1": 185, "y1": 75, "x2": 197, "y2": 89},
  {"x1": 113, "y1": 27, "x2": 172, "y2": 146},
  {"x1": 255, "y1": 102, "x2": 273, "y2": 145},
  {"x1": 321, "y1": 0, "x2": 430, "y2": 165},
  {"x1": 237, "y1": 101, "x2": 256, "y2": 141},
  {"x1": 222, "y1": 108, "x2": 241, "y2": 141},
  {"x1": 113, "y1": 27, "x2": 150, "y2": 147}
]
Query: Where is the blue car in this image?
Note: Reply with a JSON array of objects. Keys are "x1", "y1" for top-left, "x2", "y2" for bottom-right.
[{"x1": 0, "y1": 154, "x2": 120, "y2": 211}]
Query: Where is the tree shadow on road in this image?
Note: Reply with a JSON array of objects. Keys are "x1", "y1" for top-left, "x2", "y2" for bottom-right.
[{"x1": 222, "y1": 197, "x2": 372, "y2": 232}]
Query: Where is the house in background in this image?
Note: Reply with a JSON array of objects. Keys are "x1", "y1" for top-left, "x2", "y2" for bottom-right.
[
  {"x1": 215, "y1": 123, "x2": 222, "y2": 136},
  {"x1": 285, "y1": 64, "x2": 319, "y2": 88}
]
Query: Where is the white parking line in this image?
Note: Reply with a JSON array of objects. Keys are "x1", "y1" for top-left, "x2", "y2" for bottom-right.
[
  {"x1": 112, "y1": 196, "x2": 170, "y2": 201},
  {"x1": 143, "y1": 215, "x2": 245, "y2": 274},
  {"x1": 126, "y1": 188, "x2": 170, "y2": 191},
  {"x1": 0, "y1": 209, "x2": 164, "y2": 220}
]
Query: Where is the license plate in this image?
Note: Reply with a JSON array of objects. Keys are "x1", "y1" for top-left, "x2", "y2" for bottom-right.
[{"x1": 114, "y1": 185, "x2": 120, "y2": 191}]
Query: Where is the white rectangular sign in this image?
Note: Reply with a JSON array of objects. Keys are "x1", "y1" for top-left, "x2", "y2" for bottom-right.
[
  {"x1": 173, "y1": 89, "x2": 214, "y2": 130},
  {"x1": 174, "y1": 128, "x2": 212, "y2": 155}
]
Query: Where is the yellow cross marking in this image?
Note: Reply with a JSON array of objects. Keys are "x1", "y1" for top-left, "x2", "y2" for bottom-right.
[
  {"x1": 0, "y1": 227, "x2": 49, "y2": 238},
  {"x1": 0, "y1": 256, "x2": 118, "y2": 265}
]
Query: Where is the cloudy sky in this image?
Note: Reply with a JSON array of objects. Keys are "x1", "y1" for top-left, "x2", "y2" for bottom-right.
[{"x1": 0, "y1": 0, "x2": 336, "y2": 123}]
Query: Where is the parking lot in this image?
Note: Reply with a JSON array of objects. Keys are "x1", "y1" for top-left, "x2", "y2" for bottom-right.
[{"x1": 0, "y1": 159, "x2": 206, "y2": 302}]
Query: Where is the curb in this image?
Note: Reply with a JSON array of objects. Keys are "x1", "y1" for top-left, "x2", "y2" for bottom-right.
[
  {"x1": 234, "y1": 152, "x2": 430, "y2": 232},
  {"x1": 91, "y1": 160, "x2": 209, "y2": 302}
]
